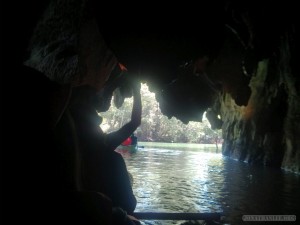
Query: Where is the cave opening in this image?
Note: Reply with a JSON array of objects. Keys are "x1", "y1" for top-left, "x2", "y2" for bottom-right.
[{"x1": 100, "y1": 83, "x2": 223, "y2": 147}]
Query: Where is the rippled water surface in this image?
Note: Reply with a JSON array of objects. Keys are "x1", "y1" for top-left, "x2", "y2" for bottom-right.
[{"x1": 120, "y1": 145, "x2": 300, "y2": 225}]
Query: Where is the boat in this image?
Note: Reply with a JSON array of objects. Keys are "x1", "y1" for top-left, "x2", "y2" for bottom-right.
[
  {"x1": 115, "y1": 144, "x2": 138, "y2": 154},
  {"x1": 115, "y1": 134, "x2": 138, "y2": 154},
  {"x1": 115, "y1": 135, "x2": 138, "y2": 154}
]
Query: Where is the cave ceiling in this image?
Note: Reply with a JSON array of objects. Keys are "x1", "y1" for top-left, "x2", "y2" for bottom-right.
[{"x1": 94, "y1": 1, "x2": 295, "y2": 123}]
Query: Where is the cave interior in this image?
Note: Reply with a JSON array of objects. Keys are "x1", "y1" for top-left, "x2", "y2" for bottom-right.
[{"x1": 3, "y1": 0, "x2": 299, "y2": 223}]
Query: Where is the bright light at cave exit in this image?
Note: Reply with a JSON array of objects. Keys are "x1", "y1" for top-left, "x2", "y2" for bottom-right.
[{"x1": 100, "y1": 83, "x2": 219, "y2": 135}]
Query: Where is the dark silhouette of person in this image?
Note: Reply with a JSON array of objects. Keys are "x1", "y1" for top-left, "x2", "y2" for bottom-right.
[
  {"x1": 130, "y1": 133, "x2": 138, "y2": 146},
  {"x1": 69, "y1": 78, "x2": 142, "y2": 215},
  {"x1": 5, "y1": 1, "x2": 141, "y2": 223}
]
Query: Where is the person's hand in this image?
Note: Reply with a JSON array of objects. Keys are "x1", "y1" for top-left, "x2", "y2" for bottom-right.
[
  {"x1": 112, "y1": 207, "x2": 141, "y2": 225},
  {"x1": 127, "y1": 215, "x2": 141, "y2": 225}
]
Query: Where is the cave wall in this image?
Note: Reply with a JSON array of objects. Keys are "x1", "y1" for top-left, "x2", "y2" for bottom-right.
[{"x1": 212, "y1": 34, "x2": 299, "y2": 173}]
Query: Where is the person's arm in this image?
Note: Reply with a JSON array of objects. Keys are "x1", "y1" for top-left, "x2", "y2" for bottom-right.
[{"x1": 105, "y1": 82, "x2": 141, "y2": 151}]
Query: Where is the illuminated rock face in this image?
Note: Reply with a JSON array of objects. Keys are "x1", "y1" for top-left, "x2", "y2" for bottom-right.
[
  {"x1": 22, "y1": 0, "x2": 298, "y2": 172},
  {"x1": 217, "y1": 54, "x2": 299, "y2": 173}
]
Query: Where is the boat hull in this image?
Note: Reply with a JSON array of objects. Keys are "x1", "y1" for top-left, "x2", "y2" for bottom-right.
[{"x1": 115, "y1": 144, "x2": 138, "y2": 154}]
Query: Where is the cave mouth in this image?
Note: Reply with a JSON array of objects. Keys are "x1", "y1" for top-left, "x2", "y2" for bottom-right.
[{"x1": 99, "y1": 83, "x2": 223, "y2": 145}]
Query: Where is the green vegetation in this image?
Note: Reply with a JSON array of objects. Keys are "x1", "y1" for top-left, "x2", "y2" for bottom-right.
[{"x1": 100, "y1": 84, "x2": 222, "y2": 144}]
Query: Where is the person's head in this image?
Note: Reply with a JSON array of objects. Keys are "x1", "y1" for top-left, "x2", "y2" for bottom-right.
[
  {"x1": 93, "y1": 69, "x2": 131, "y2": 112},
  {"x1": 71, "y1": 85, "x2": 98, "y2": 107},
  {"x1": 70, "y1": 85, "x2": 104, "y2": 125},
  {"x1": 94, "y1": 88, "x2": 114, "y2": 112}
]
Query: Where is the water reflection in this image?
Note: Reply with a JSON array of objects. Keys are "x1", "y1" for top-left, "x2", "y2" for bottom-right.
[
  {"x1": 219, "y1": 160, "x2": 300, "y2": 224},
  {"x1": 123, "y1": 147, "x2": 300, "y2": 225}
]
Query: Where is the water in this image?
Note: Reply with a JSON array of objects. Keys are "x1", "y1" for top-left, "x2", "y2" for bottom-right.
[{"x1": 121, "y1": 145, "x2": 300, "y2": 225}]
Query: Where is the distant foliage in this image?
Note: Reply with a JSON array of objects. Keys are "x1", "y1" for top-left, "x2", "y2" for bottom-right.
[{"x1": 100, "y1": 84, "x2": 222, "y2": 144}]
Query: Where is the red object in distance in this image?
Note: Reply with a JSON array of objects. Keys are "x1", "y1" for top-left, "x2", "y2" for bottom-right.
[{"x1": 122, "y1": 137, "x2": 132, "y2": 146}]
